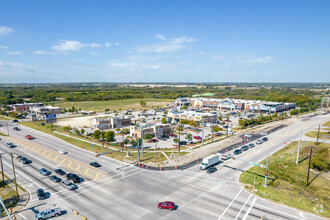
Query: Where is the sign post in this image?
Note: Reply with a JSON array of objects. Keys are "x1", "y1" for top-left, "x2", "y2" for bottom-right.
[{"x1": 46, "y1": 114, "x2": 57, "y2": 130}]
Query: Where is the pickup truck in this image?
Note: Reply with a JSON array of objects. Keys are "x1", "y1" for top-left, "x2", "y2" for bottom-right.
[{"x1": 35, "y1": 208, "x2": 61, "y2": 220}]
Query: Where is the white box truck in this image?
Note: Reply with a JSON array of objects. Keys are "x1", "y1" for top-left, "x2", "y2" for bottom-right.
[{"x1": 200, "y1": 154, "x2": 220, "y2": 170}]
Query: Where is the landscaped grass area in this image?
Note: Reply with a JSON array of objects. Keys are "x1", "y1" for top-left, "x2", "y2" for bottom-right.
[
  {"x1": 0, "y1": 116, "x2": 10, "y2": 120},
  {"x1": 53, "y1": 98, "x2": 173, "y2": 112},
  {"x1": 323, "y1": 121, "x2": 330, "y2": 127},
  {"x1": 305, "y1": 131, "x2": 330, "y2": 140},
  {"x1": 239, "y1": 141, "x2": 330, "y2": 218},
  {"x1": 0, "y1": 132, "x2": 8, "y2": 136}
]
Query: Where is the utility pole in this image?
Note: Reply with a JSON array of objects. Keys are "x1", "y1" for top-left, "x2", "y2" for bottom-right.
[
  {"x1": 296, "y1": 130, "x2": 302, "y2": 164},
  {"x1": 178, "y1": 124, "x2": 181, "y2": 153},
  {"x1": 306, "y1": 146, "x2": 315, "y2": 186},
  {"x1": 7, "y1": 122, "x2": 9, "y2": 136},
  {"x1": 202, "y1": 118, "x2": 204, "y2": 145},
  {"x1": 211, "y1": 115, "x2": 214, "y2": 142},
  {"x1": 141, "y1": 129, "x2": 144, "y2": 158},
  {"x1": 155, "y1": 141, "x2": 158, "y2": 167},
  {"x1": 0, "y1": 154, "x2": 4, "y2": 184},
  {"x1": 316, "y1": 124, "x2": 320, "y2": 146},
  {"x1": 10, "y1": 152, "x2": 19, "y2": 197},
  {"x1": 264, "y1": 155, "x2": 269, "y2": 187},
  {"x1": 137, "y1": 137, "x2": 140, "y2": 162}
]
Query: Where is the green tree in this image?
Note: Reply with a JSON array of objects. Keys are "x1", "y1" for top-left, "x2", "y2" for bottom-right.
[
  {"x1": 104, "y1": 131, "x2": 115, "y2": 142},
  {"x1": 80, "y1": 128, "x2": 85, "y2": 135},
  {"x1": 144, "y1": 133, "x2": 153, "y2": 140},
  {"x1": 105, "y1": 108, "x2": 109, "y2": 112},
  {"x1": 140, "y1": 100, "x2": 147, "y2": 106},
  {"x1": 173, "y1": 138, "x2": 179, "y2": 143},
  {"x1": 182, "y1": 105, "x2": 187, "y2": 109},
  {"x1": 186, "y1": 133, "x2": 192, "y2": 141},
  {"x1": 161, "y1": 117, "x2": 167, "y2": 124},
  {"x1": 212, "y1": 125, "x2": 222, "y2": 132},
  {"x1": 92, "y1": 130, "x2": 101, "y2": 139}
]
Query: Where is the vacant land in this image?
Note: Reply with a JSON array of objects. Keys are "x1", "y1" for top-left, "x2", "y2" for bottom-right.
[
  {"x1": 240, "y1": 141, "x2": 329, "y2": 218},
  {"x1": 305, "y1": 131, "x2": 330, "y2": 140},
  {"x1": 323, "y1": 121, "x2": 330, "y2": 127},
  {"x1": 54, "y1": 98, "x2": 173, "y2": 112}
]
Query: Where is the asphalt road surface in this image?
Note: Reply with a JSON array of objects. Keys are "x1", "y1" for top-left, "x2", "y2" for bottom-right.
[{"x1": 0, "y1": 113, "x2": 328, "y2": 220}]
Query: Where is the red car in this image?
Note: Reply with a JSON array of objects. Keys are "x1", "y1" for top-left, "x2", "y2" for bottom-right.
[
  {"x1": 158, "y1": 201, "x2": 175, "y2": 211},
  {"x1": 150, "y1": 139, "x2": 159, "y2": 142},
  {"x1": 25, "y1": 135, "x2": 33, "y2": 140},
  {"x1": 169, "y1": 133, "x2": 177, "y2": 138},
  {"x1": 194, "y1": 136, "x2": 202, "y2": 140}
]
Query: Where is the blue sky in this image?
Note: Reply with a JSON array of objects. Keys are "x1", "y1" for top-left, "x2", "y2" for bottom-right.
[{"x1": 0, "y1": 0, "x2": 329, "y2": 83}]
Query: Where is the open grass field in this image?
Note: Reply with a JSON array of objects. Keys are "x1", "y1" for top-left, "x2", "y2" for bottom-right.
[
  {"x1": 239, "y1": 141, "x2": 330, "y2": 218},
  {"x1": 323, "y1": 121, "x2": 330, "y2": 127},
  {"x1": 53, "y1": 98, "x2": 173, "y2": 112},
  {"x1": 305, "y1": 130, "x2": 330, "y2": 140}
]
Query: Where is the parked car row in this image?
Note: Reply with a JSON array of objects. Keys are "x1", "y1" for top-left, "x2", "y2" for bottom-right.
[{"x1": 233, "y1": 137, "x2": 268, "y2": 155}]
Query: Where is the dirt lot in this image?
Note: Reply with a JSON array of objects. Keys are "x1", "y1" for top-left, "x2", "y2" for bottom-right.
[{"x1": 55, "y1": 114, "x2": 109, "y2": 128}]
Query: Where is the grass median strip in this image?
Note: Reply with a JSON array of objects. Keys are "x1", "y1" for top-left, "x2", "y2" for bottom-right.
[{"x1": 239, "y1": 141, "x2": 329, "y2": 218}]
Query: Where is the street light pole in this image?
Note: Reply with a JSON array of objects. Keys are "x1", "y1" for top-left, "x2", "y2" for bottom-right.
[
  {"x1": 0, "y1": 154, "x2": 4, "y2": 184},
  {"x1": 316, "y1": 124, "x2": 320, "y2": 146},
  {"x1": 306, "y1": 146, "x2": 315, "y2": 186},
  {"x1": 7, "y1": 122, "x2": 9, "y2": 136},
  {"x1": 264, "y1": 155, "x2": 269, "y2": 187},
  {"x1": 202, "y1": 118, "x2": 204, "y2": 145},
  {"x1": 296, "y1": 130, "x2": 302, "y2": 164},
  {"x1": 178, "y1": 124, "x2": 181, "y2": 153}
]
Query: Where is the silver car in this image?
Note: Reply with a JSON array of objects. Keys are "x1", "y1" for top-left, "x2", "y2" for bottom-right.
[{"x1": 61, "y1": 180, "x2": 77, "y2": 190}]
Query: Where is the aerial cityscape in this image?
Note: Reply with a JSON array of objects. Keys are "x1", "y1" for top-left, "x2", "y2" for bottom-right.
[{"x1": 0, "y1": 1, "x2": 329, "y2": 220}]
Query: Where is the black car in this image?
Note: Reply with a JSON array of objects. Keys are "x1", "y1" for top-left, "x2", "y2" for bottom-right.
[
  {"x1": 262, "y1": 137, "x2": 268, "y2": 142},
  {"x1": 248, "y1": 143, "x2": 255, "y2": 148},
  {"x1": 12, "y1": 119, "x2": 18, "y2": 123},
  {"x1": 19, "y1": 157, "x2": 32, "y2": 164},
  {"x1": 67, "y1": 173, "x2": 81, "y2": 183},
  {"x1": 55, "y1": 169, "x2": 66, "y2": 175},
  {"x1": 207, "y1": 167, "x2": 218, "y2": 173},
  {"x1": 13, "y1": 127, "x2": 20, "y2": 131},
  {"x1": 241, "y1": 145, "x2": 249, "y2": 151},
  {"x1": 234, "y1": 149, "x2": 242, "y2": 155},
  {"x1": 90, "y1": 162, "x2": 101, "y2": 167},
  {"x1": 37, "y1": 189, "x2": 46, "y2": 200},
  {"x1": 179, "y1": 141, "x2": 187, "y2": 145},
  {"x1": 50, "y1": 175, "x2": 62, "y2": 183}
]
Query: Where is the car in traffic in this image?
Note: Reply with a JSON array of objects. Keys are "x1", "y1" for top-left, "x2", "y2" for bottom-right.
[
  {"x1": 37, "y1": 189, "x2": 46, "y2": 200},
  {"x1": 90, "y1": 162, "x2": 101, "y2": 167},
  {"x1": 220, "y1": 153, "x2": 232, "y2": 160},
  {"x1": 262, "y1": 137, "x2": 268, "y2": 142},
  {"x1": 66, "y1": 173, "x2": 81, "y2": 183},
  {"x1": 158, "y1": 201, "x2": 175, "y2": 211},
  {"x1": 12, "y1": 119, "x2": 18, "y2": 123},
  {"x1": 61, "y1": 180, "x2": 77, "y2": 190},
  {"x1": 58, "y1": 149, "x2": 67, "y2": 154},
  {"x1": 194, "y1": 136, "x2": 202, "y2": 140},
  {"x1": 256, "y1": 139, "x2": 263, "y2": 144},
  {"x1": 179, "y1": 141, "x2": 187, "y2": 145},
  {"x1": 207, "y1": 167, "x2": 218, "y2": 173},
  {"x1": 150, "y1": 139, "x2": 159, "y2": 142},
  {"x1": 40, "y1": 168, "x2": 51, "y2": 176},
  {"x1": 6, "y1": 143, "x2": 16, "y2": 148},
  {"x1": 35, "y1": 208, "x2": 62, "y2": 219},
  {"x1": 13, "y1": 127, "x2": 20, "y2": 131},
  {"x1": 25, "y1": 135, "x2": 33, "y2": 140},
  {"x1": 233, "y1": 149, "x2": 242, "y2": 155},
  {"x1": 261, "y1": 132, "x2": 268, "y2": 135},
  {"x1": 244, "y1": 133, "x2": 252, "y2": 138},
  {"x1": 248, "y1": 143, "x2": 255, "y2": 148},
  {"x1": 19, "y1": 157, "x2": 32, "y2": 164},
  {"x1": 55, "y1": 169, "x2": 66, "y2": 175},
  {"x1": 50, "y1": 175, "x2": 62, "y2": 183},
  {"x1": 241, "y1": 145, "x2": 249, "y2": 151}
]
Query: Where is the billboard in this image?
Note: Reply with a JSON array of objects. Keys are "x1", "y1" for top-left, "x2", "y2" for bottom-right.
[{"x1": 46, "y1": 114, "x2": 57, "y2": 123}]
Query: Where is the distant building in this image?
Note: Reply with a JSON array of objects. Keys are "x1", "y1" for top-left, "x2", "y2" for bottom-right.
[
  {"x1": 93, "y1": 116, "x2": 131, "y2": 129},
  {"x1": 10, "y1": 103, "x2": 44, "y2": 112},
  {"x1": 167, "y1": 110, "x2": 217, "y2": 123},
  {"x1": 30, "y1": 106, "x2": 61, "y2": 118},
  {"x1": 130, "y1": 124, "x2": 172, "y2": 139},
  {"x1": 174, "y1": 97, "x2": 191, "y2": 107}
]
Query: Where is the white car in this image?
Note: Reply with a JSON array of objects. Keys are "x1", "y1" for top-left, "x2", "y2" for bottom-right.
[
  {"x1": 244, "y1": 133, "x2": 252, "y2": 138},
  {"x1": 58, "y1": 149, "x2": 67, "y2": 154},
  {"x1": 220, "y1": 153, "x2": 232, "y2": 160},
  {"x1": 261, "y1": 132, "x2": 268, "y2": 135}
]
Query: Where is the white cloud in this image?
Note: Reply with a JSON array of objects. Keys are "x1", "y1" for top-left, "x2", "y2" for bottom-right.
[
  {"x1": 135, "y1": 36, "x2": 196, "y2": 53},
  {"x1": 5, "y1": 51, "x2": 22, "y2": 55},
  {"x1": 0, "y1": 44, "x2": 9, "y2": 49},
  {"x1": 108, "y1": 61, "x2": 136, "y2": 68},
  {"x1": 115, "y1": 42, "x2": 120, "y2": 46},
  {"x1": 52, "y1": 40, "x2": 86, "y2": 52},
  {"x1": 241, "y1": 56, "x2": 273, "y2": 64},
  {"x1": 155, "y1": 34, "x2": 166, "y2": 41},
  {"x1": 88, "y1": 43, "x2": 102, "y2": 48},
  {"x1": 32, "y1": 50, "x2": 58, "y2": 55},
  {"x1": 0, "y1": 59, "x2": 38, "y2": 77},
  {"x1": 105, "y1": 42, "x2": 112, "y2": 47},
  {"x1": 0, "y1": 26, "x2": 14, "y2": 36}
]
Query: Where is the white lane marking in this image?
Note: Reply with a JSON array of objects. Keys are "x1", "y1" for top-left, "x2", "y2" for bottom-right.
[
  {"x1": 299, "y1": 212, "x2": 308, "y2": 219},
  {"x1": 218, "y1": 187, "x2": 243, "y2": 220},
  {"x1": 19, "y1": 213, "x2": 28, "y2": 219},
  {"x1": 235, "y1": 194, "x2": 252, "y2": 220},
  {"x1": 256, "y1": 204, "x2": 308, "y2": 220},
  {"x1": 242, "y1": 197, "x2": 257, "y2": 220}
]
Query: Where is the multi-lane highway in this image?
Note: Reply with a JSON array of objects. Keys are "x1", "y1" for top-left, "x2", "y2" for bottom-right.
[{"x1": 0, "y1": 114, "x2": 328, "y2": 220}]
